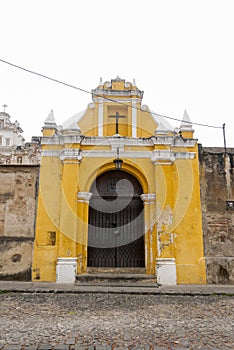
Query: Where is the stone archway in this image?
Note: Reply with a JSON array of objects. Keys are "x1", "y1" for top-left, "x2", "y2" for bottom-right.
[{"x1": 88, "y1": 170, "x2": 144, "y2": 268}]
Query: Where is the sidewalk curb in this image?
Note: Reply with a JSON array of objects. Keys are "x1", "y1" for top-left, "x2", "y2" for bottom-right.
[{"x1": 0, "y1": 281, "x2": 233, "y2": 296}]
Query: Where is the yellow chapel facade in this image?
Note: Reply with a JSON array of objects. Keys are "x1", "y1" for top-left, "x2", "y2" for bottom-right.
[{"x1": 32, "y1": 77, "x2": 206, "y2": 284}]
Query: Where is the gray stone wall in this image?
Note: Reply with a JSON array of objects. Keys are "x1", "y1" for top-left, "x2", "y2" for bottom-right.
[
  {"x1": 0, "y1": 165, "x2": 39, "y2": 280},
  {"x1": 199, "y1": 146, "x2": 234, "y2": 284}
]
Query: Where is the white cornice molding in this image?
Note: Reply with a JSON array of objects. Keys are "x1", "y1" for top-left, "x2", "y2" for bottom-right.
[
  {"x1": 151, "y1": 136, "x2": 197, "y2": 148},
  {"x1": 41, "y1": 135, "x2": 197, "y2": 149},
  {"x1": 41, "y1": 150, "x2": 61, "y2": 157},
  {"x1": 82, "y1": 137, "x2": 154, "y2": 147},
  {"x1": 92, "y1": 89, "x2": 143, "y2": 98},
  {"x1": 60, "y1": 148, "x2": 82, "y2": 162},
  {"x1": 41, "y1": 147, "x2": 196, "y2": 162},
  {"x1": 175, "y1": 152, "x2": 196, "y2": 159},
  {"x1": 41, "y1": 135, "x2": 84, "y2": 145},
  {"x1": 151, "y1": 150, "x2": 175, "y2": 164},
  {"x1": 151, "y1": 150, "x2": 195, "y2": 164},
  {"x1": 82, "y1": 150, "x2": 152, "y2": 158},
  {"x1": 92, "y1": 97, "x2": 142, "y2": 104}
]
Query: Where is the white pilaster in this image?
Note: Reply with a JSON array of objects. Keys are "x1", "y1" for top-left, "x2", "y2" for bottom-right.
[
  {"x1": 98, "y1": 99, "x2": 103, "y2": 136},
  {"x1": 140, "y1": 193, "x2": 156, "y2": 274},
  {"x1": 132, "y1": 99, "x2": 137, "y2": 137}
]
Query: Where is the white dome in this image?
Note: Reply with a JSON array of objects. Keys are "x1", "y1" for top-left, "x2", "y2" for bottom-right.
[
  {"x1": 150, "y1": 110, "x2": 174, "y2": 132},
  {"x1": 61, "y1": 110, "x2": 85, "y2": 131}
]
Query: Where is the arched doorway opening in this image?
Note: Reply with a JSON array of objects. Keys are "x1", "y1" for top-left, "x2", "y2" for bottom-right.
[{"x1": 88, "y1": 170, "x2": 144, "y2": 268}]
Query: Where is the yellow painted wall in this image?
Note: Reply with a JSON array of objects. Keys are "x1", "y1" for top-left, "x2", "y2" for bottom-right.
[{"x1": 32, "y1": 78, "x2": 206, "y2": 284}]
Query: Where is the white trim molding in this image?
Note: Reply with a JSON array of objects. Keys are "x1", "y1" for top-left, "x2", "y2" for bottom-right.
[
  {"x1": 151, "y1": 150, "x2": 196, "y2": 164},
  {"x1": 60, "y1": 149, "x2": 82, "y2": 162},
  {"x1": 141, "y1": 193, "x2": 156, "y2": 204},
  {"x1": 41, "y1": 147, "x2": 196, "y2": 163},
  {"x1": 77, "y1": 192, "x2": 93, "y2": 203}
]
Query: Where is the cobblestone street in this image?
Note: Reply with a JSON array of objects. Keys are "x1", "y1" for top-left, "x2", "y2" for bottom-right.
[{"x1": 0, "y1": 292, "x2": 233, "y2": 350}]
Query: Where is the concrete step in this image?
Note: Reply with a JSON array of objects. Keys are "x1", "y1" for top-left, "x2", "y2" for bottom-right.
[{"x1": 76, "y1": 270, "x2": 158, "y2": 287}]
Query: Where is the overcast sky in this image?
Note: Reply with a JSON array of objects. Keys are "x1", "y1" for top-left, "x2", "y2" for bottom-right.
[{"x1": 0, "y1": 0, "x2": 233, "y2": 146}]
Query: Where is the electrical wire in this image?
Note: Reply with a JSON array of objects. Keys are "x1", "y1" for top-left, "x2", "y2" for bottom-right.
[{"x1": 0, "y1": 58, "x2": 222, "y2": 129}]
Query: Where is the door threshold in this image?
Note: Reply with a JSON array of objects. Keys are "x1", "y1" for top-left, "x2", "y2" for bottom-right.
[{"x1": 86, "y1": 267, "x2": 146, "y2": 274}]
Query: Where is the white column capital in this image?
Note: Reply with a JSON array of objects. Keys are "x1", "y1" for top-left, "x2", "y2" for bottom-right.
[
  {"x1": 140, "y1": 193, "x2": 156, "y2": 204},
  {"x1": 77, "y1": 192, "x2": 92, "y2": 203}
]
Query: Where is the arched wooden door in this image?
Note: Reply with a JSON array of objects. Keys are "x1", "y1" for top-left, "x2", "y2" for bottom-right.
[{"x1": 88, "y1": 170, "x2": 144, "y2": 268}]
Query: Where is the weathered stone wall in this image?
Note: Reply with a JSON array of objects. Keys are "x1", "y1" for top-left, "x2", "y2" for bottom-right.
[
  {"x1": 199, "y1": 146, "x2": 234, "y2": 284},
  {"x1": 0, "y1": 165, "x2": 39, "y2": 280}
]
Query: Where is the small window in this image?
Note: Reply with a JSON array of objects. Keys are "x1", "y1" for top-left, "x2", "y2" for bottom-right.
[
  {"x1": 0, "y1": 120, "x2": 3, "y2": 128},
  {"x1": 226, "y1": 201, "x2": 234, "y2": 211},
  {"x1": 17, "y1": 156, "x2": 22, "y2": 164},
  {"x1": 6, "y1": 138, "x2": 10, "y2": 146},
  {"x1": 6, "y1": 157, "x2": 11, "y2": 164}
]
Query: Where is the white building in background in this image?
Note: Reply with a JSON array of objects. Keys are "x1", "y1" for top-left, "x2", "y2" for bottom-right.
[
  {"x1": 0, "y1": 108, "x2": 40, "y2": 164},
  {"x1": 0, "y1": 111, "x2": 24, "y2": 147}
]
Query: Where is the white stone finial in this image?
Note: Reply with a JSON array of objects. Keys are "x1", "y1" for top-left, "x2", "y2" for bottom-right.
[
  {"x1": 180, "y1": 109, "x2": 193, "y2": 131},
  {"x1": 99, "y1": 77, "x2": 103, "y2": 85},
  {"x1": 183, "y1": 110, "x2": 191, "y2": 123},
  {"x1": 45, "y1": 109, "x2": 55, "y2": 123},
  {"x1": 133, "y1": 78, "x2": 136, "y2": 86},
  {"x1": 44, "y1": 109, "x2": 57, "y2": 128}
]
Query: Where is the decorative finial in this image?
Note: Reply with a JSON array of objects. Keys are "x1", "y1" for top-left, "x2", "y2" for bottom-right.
[
  {"x1": 180, "y1": 109, "x2": 193, "y2": 131},
  {"x1": 99, "y1": 77, "x2": 103, "y2": 85},
  {"x1": 2, "y1": 104, "x2": 8, "y2": 113},
  {"x1": 182, "y1": 110, "x2": 191, "y2": 123},
  {"x1": 133, "y1": 78, "x2": 136, "y2": 86},
  {"x1": 44, "y1": 109, "x2": 57, "y2": 128}
]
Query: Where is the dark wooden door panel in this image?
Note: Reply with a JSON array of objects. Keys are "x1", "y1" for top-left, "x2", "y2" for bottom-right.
[{"x1": 88, "y1": 171, "x2": 144, "y2": 268}]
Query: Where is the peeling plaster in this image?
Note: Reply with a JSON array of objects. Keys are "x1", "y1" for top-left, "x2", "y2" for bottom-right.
[
  {"x1": 156, "y1": 205, "x2": 176, "y2": 257},
  {"x1": 157, "y1": 205, "x2": 173, "y2": 231}
]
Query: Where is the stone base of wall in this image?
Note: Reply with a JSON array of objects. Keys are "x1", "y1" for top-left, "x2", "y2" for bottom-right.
[
  {"x1": 0, "y1": 268, "x2": 31, "y2": 281},
  {"x1": 0, "y1": 239, "x2": 33, "y2": 281},
  {"x1": 206, "y1": 257, "x2": 234, "y2": 284}
]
